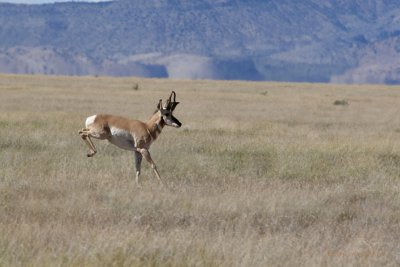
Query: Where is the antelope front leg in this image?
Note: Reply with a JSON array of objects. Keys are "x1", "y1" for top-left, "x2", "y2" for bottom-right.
[
  {"x1": 78, "y1": 128, "x2": 97, "y2": 157},
  {"x1": 138, "y1": 148, "x2": 165, "y2": 186},
  {"x1": 134, "y1": 151, "x2": 143, "y2": 186}
]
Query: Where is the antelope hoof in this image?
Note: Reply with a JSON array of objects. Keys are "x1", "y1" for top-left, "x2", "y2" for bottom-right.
[{"x1": 87, "y1": 151, "x2": 96, "y2": 157}]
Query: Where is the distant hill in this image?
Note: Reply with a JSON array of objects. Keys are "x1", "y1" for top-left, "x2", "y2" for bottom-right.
[{"x1": 1, "y1": 0, "x2": 400, "y2": 83}]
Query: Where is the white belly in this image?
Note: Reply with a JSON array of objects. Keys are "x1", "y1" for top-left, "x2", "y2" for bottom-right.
[{"x1": 108, "y1": 127, "x2": 136, "y2": 151}]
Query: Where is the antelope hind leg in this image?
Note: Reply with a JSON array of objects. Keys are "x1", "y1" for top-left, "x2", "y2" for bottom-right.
[{"x1": 79, "y1": 128, "x2": 97, "y2": 157}]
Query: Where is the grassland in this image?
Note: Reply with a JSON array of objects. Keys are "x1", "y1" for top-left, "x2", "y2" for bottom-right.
[{"x1": 1, "y1": 74, "x2": 400, "y2": 266}]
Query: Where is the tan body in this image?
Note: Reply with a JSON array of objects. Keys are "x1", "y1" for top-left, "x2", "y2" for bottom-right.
[
  {"x1": 78, "y1": 93, "x2": 182, "y2": 186},
  {"x1": 84, "y1": 114, "x2": 164, "y2": 150}
]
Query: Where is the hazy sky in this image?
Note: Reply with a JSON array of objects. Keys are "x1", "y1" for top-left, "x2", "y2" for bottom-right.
[{"x1": 0, "y1": 0, "x2": 110, "y2": 3}]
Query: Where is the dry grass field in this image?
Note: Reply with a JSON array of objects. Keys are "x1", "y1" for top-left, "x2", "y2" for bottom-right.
[{"x1": 1, "y1": 74, "x2": 400, "y2": 266}]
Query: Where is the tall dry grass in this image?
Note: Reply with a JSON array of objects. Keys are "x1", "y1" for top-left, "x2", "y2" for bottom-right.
[{"x1": 1, "y1": 74, "x2": 400, "y2": 266}]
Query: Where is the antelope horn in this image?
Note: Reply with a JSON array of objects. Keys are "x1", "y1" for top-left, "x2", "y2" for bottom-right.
[
  {"x1": 171, "y1": 91, "x2": 176, "y2": 102},
  {"x1": 168, "y1": 91, "x2": 176, "y2": 103}
]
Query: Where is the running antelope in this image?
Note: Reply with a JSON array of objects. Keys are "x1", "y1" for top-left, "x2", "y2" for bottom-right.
[{"x1": 78, "y1": 91, "x2": 181, "y2": 186}]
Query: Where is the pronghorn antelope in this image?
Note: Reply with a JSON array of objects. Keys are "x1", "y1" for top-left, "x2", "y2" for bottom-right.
[{"x1": 78, "y1": 91, "x2": 181, "y2": 186}]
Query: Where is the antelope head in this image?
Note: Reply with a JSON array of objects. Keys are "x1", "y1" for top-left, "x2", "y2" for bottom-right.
[{"x1": 157, "y1": 96, "x2": 182, "y2": 128}]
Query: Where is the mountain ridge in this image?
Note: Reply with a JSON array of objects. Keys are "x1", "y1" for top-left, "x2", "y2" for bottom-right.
[{"x1": 1, "y1": 0, "x2": 400, "y2": 83}]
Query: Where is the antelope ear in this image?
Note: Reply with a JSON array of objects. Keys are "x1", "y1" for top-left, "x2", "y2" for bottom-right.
[
  {"x1": 171, "y1": 102, "x2": 180, "y2": 111},
  {"x1": 157, "y1": 99, "x2": 163, "y2": 110}
]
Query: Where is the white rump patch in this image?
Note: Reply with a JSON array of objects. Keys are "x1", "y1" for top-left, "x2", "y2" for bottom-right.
[
  {"x1": 85, "y1": 115, "x2": 97, "y2": 127},
  {"x1": 108, "y1": 127, "x2": 136, "y2": 151}
]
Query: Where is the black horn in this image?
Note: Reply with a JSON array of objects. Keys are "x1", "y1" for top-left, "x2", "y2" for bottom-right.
[
  {"x1": 166, "y1": 91, "x2": 179, "y2": 111},
  {"x1": 171, "y1": 91, "x2": 176, "y2": 102}
]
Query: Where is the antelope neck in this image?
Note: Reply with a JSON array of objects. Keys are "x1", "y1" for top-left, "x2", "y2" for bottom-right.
[{"x1": 146, "y1": 113, "x2": 164, "y2": 140}]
